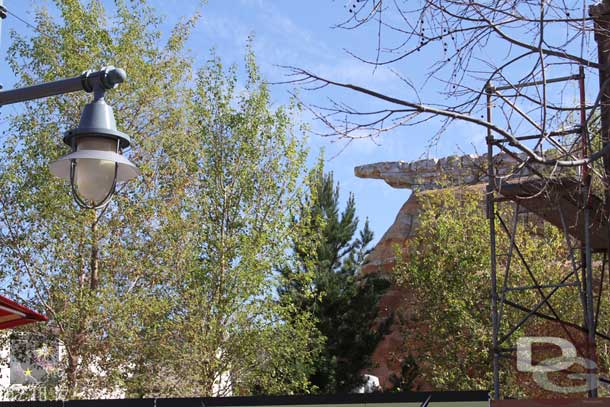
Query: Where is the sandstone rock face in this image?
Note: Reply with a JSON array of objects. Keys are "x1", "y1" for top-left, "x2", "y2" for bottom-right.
[
  {"x1": 356, "y1": 153, "x2": 493, "y2": 390},
  {"x1": 357, "y1": 152, "x2": 587, "y2": 396},
  {"x1": 354, "y1": 155, "x2": 484, "y2": 190},
  {"x1": 354, "y1": 152, "x2": 537, "y2": 191},
  {"x1": 361, "y1": 194, "x2": 424, "y2": 389},
  {"x1": 361, "y1": 194, "x2": 420, "y2": 276},
  {"x1": 357, "y1": 153, "x2": 496, "y2": 280}
]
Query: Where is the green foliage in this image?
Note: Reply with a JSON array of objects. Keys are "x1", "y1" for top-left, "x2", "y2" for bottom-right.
[
  {"x1": 280, "y1": 164, "x2": 390, "y2": 394},
  {"x1": 0, "y1": 1, "x2": 316, "y2": 399},
  {"x1": 393, "y1": 187, "x2": 584, "y2": 397},
  {"x1": 146, "y1": 49, "x2": 316, "y2": 397},
  {"x1": 0, "y1": 0, "x2": 195, "y2": 399}
]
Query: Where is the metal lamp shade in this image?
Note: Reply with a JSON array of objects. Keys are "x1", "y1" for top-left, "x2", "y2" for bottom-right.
[
  {"x1": 48, "y1": 96, "x2": 140, "y2": 208},
  {"x1": 49, "y1": 146, "x2": 140, "y2": 207},
  {"x1": 49, "y1": 149, "x2": 140, "y2": 183}
]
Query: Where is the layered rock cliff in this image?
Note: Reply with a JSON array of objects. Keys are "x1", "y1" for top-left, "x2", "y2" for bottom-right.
[{"x1": 355, "y1": 154, "x2": 495, "y2": 389}]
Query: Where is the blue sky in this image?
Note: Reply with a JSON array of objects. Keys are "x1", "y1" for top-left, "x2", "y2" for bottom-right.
[{"x1": 0, "y1": 0, "x2": 489, "y2": 244}]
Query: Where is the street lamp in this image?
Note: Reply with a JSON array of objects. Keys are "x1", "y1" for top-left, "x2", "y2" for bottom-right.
[{"x1": 0, "y1": 66, "x2": 140, "y2": 209}]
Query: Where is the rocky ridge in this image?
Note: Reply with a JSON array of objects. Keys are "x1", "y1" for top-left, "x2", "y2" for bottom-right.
[{"x1": 355, "y1": 153, "x2": 495, "y2": 390}]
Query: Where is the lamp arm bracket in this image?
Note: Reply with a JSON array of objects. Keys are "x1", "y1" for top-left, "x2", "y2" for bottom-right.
[
  {"x1": 80, "y1": 66, "x2": 126, "y2": 93},
  {"x1": 0, "y1": 66, "x2": 127, "y2": 107}
]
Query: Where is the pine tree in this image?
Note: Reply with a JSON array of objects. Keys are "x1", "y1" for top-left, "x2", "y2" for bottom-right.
[{"x1": 281, "y1": 166, "x2": 390, "y2": 394}]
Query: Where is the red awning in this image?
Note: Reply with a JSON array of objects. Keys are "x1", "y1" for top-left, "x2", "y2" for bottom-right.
[{"x1": 0, "y1": 295, "x2": 47, "y2": 330}]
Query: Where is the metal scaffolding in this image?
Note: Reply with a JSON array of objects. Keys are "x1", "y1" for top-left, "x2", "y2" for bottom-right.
[
  {"x1": 483, "y1": 3, "x2": 610, "y2": 400},
  {"x1": 486, "y1": 68, "x2": 610, "y2": 399}
]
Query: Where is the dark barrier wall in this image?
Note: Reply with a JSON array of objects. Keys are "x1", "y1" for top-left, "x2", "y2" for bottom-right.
[{"x1": 0, "y1": 391, "x2": 490, "y2": 407}]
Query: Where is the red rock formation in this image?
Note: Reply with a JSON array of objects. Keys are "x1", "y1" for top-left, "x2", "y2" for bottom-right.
[
  {"x1": 355, "y1": 154, "x2": 596, "y2": 397},
  {"x1": 356, "y1": 156, "x2": 489, "y2": 390},
  {"x1": 361, "y1": 194, "x2": 420, "y2": 389}
]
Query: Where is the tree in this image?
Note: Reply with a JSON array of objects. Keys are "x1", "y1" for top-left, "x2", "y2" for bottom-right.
[
  {"x1": 0, "y1": 0, "x2": 195, "y2": 398},
  {"x1": 392, "y1": 187, "x2": 592, "y2": 397},
  {"x1": 284, "y1": 1, "x2": 610, "y2": 398},
  {"x1": 145, "y1": 50, "x2": 317, "y2": 397},
  {"x1": 0, "y1": 1, "x2": 317, "y2": 399},
  {"x1": 280, "y1": 165, "x2": 390, "y2": 394},
  {"x1": 286, "y1": 0, "x2": 605, "y2": 167}
]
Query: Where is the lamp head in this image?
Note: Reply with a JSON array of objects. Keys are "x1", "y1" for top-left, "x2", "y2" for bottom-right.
[{"x1": 49, "y1": 95, "x2": 139, "y2": 209}]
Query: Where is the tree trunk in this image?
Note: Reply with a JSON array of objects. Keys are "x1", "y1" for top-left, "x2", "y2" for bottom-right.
[{"x1": 90, "y1": 219, "x2": 99, "y2": 290}]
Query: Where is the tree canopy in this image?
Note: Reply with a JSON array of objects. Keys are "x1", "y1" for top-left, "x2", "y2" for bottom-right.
[
  {"x1": 288, "y1": 0, "x2": 604, "y2": 168},
  {"x1": 393, "y1": 187, "x2": 606, "y2": 398},
  {"x1": 280, "y1": 165, "x2": 390, "y2": 394},
  {"x1": 0, "y1": 0, "x2": 317, "y2": 399}
]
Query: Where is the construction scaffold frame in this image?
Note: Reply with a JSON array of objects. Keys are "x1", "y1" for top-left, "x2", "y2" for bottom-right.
[{"x1": 486, "y1": 66, "x2": 609, "y2": 399}]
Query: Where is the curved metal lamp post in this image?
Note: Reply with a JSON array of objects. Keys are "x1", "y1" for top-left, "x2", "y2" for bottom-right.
[{"x1": 0, "y1": 66, "x2": 140, "y2": 209}]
